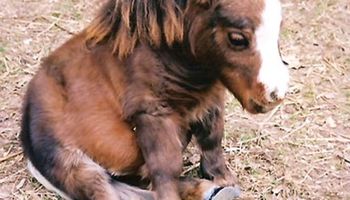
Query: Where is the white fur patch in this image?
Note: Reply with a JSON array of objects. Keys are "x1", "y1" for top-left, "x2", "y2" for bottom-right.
[
  {"x1": 27, "y1": 160, "x2": 72, "y2": 200},
  {"x1": 203, "y1": 186, "x2": 219, "y2": 200},
  {"x1": 256, "y1": 0, "x2": 289, "y2": 101},
  {"x1": 203, "y1": 186, "x2": 241, "y2": 200}
]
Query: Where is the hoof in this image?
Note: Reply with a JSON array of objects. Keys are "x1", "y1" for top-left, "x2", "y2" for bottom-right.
[{"x1": 209, "y1": 186, "x2": 241, "y2": 200}]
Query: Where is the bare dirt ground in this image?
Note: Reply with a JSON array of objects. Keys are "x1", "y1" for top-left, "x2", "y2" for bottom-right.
[{"x1": 0, "y1": 0, "x2": 349, "y2": 199}]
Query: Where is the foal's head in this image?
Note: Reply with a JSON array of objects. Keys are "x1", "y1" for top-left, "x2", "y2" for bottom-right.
[
  {"x1": 186, "y1": 0, "x2": 289, "y2": 113},
  {"x1": 87, "y1": 0, "x2": 289, "y2": 114}
]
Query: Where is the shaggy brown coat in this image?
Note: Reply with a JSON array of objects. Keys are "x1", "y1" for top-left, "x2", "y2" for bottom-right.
[{"x1": 21, "y1": 0, "x2": 284, "y2": 199}]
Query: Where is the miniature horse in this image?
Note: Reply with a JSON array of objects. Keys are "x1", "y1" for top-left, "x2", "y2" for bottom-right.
[{"x1": 21, "y1": 0, "x2": 289, "y2": 199}]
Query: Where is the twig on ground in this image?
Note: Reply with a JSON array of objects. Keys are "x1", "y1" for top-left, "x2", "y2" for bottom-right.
[
  {"x1": 181, "y1": 163, "x2": 200, "y2": 176},
  {"x1": 0, "y1": 151, "x2": 22, "y2": 163},
  {"x1": 39, "y1": 16, "x2": 75, "y2": 36},
  {"x1": 300, "y1": 138, "x2": 350, "y2": 143},
  {"x1": 323, "y1": 57, "x2": 344, "y2": 75},
  {"x1": 281, "y1": 117, "x2": 310, "y2": 140}
]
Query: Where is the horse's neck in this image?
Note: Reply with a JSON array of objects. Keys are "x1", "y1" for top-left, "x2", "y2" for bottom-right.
[{"x1": 153, "y1": 46, "x2": 220, "y2": 91}]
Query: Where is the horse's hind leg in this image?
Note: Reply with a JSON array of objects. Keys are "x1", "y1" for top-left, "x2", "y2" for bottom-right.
[
  {"x1": 26, "y1": 135, "x2": 234, "y2": 200},
  {"x1": 28, "y1": 146, "x2": 155, "y2": 200},
  {"x1": 26, "y1": 147, "x2": 115, "y2": 200},
  {"x1": 27, "y1": 148, "x2": 105, "y2": 200}
]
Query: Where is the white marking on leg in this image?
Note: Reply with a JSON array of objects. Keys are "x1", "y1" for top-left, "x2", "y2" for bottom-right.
[
  {"x1": 256, "y1": 0, "x2": 289, "y2": 102},
  {"x1": 27, "y1": 160, "x2": 72, "y2": 200}
]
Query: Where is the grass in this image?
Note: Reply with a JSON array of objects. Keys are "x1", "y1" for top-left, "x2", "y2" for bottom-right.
[{"x1": 1, "y1": 0, "x2": 350, "y2": 199}]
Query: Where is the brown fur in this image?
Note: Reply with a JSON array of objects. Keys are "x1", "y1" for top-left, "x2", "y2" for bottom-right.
[
  {"x1": 21, "y1": 0, "x2": 285, "y2": 199},
  {"x1": 86, "y1": 0, "x2": 187, "y2": 58}
]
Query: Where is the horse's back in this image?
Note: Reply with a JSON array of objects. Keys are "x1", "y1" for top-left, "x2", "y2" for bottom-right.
[{"x1": 21, "y1": 31, "x2": 144, "y2": 184}]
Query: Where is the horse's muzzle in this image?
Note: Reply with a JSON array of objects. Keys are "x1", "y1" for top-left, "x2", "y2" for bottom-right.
[{"x1": 246, "y1": 98, "x2": 282, "y2": 114}]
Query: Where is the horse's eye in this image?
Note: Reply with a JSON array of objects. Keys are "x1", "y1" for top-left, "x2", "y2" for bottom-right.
[{"x1": 228, "y1": 32, "x2": 249, "y2": 50}]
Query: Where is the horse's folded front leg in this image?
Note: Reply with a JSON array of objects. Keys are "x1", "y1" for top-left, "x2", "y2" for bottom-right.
[
  {"x1": 200, "y1": 148, "x2": 237, "y2": 187},
  {"x1": 134, "y1": 114, "x2": 182, "y2": 200},
  {"x1": 192, "y1": 107, "x2": 240, "y2": 189}
]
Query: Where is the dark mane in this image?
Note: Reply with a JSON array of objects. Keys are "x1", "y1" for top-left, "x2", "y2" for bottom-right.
[{"x1": 86, "y1": 0, "x2": 190, "y2": 58}]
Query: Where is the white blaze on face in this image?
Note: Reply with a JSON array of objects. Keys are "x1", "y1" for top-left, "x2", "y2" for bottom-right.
[{"x1": 256, "y1": 0, "x2": 289, "y2": 102}]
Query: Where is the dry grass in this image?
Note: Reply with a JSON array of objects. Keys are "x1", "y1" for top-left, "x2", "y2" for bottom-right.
[{"x1": 0, "y1": 0, "x2": 349, "y2": 199}]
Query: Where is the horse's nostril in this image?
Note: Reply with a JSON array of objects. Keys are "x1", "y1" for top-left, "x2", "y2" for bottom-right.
[
  {"x1": 270, "y1": 90, "x2": 279, "y2": 101},
  {"x1": 282, "y1": 60, "x2": 289, "y2": 66}
]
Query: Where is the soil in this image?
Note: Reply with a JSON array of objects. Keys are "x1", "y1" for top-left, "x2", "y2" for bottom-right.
[{"x1": 0, "y1": 0, "x2": 349, "y2": 199}]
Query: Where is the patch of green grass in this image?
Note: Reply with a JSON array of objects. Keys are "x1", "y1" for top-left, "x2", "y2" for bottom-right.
[
  {"x1": 73, "y1": 12, "x2": 82, "y2": 20},
  {"x1": 225, "y1": 99, "x2": 241, "y2": 110},
  {"x1": 0, "y1": 43, "x2": 6, "y2": 74},
  {"x1": 271, "y1": 177, "x2": 283, "y2": 187},
  {"x1": 0, "y1": 46, "x2": 5, "y2": 53},
  {"x1": 51, "y1": 12, "x2": 61, "y2": 18},
  {"x1": 315, "y1": 0, "x2": 330, "y2": 16},
  {"x1": 239, "y1": 132, "x2": 256, "y2": 143},
  {"x1": 335, "y1": 160, "x2": 346, "y2": 171},
  {"x1": 304, "y1": 88, "x2": 315, "y2": 99},
  {"x1": 302, "y1": 85, "x2": 317, "y2": 105},
  {"x1": 60, "y1": 1, "x2": 83, "y2": 20},
  {"x1": 345, "y1": 90, "x2": 350, "y2": 99},
  {"x1": 0, "y1": 58, "x2": 6, "y2": 73},
  {"x1": 42, "y1": 195, "x2": 63, "y2": 200},
  {"x1": 276, "y1": 148, "x2": 286, "y2": 157},
  {"x1": 281, "y1": 28, "x2": 294, "y2": 40},
  {"x1": 344, "y1": 89, "x2": 350, "y2": 110},
  {"x1": 345, "y1": 58, "x2": 350, "y2": 65},
  {"x1": 251, "y1": 168, "x2": 262, "y2": 178}
]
